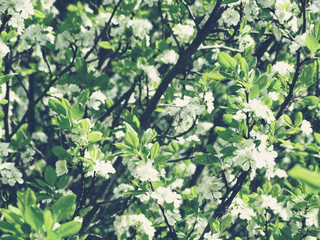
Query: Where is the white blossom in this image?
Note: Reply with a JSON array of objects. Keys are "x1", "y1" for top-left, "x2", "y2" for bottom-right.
[
  {"x1": 243, "y1": 99, "x2": 275, "y2": 124},
  {"x1": 219, "y1": 8, "x2": 240, "y2": 27},
  {"x1": 56, "y1": 160, "x2": 68, "y2": 176},
  {"x1": 151, "y1": 186, "x2": 182, "y2": 208},
  {"x1": 87, "y1": 91, "x2": 107, "y2": 110},
  {"x1": 301, "y1": 120, "x2": 312, "y2": 135},
  {"x1": 172, "y1": 21, "x2": 195, "y2": 43},
  {"x1": 0, "y1": 39, "x2": 10, "y2": 58},
  {"x1": 157, "y1": 49, "x2": 179, "y2": 64},
  {"x1": 0, "y1": 163, "x2": 23, "y2": 186},
  {"x1": 272, "y1": 62, "x2": 295, "y2": 76},
  {"x1": 134, "y1": 160, "x2": 159, "y2": 182}
]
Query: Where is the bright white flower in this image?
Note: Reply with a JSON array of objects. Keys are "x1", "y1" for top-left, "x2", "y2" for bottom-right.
[
  {"x1": 204, "y1": 92, "x2": 214, "y2": 113},
  {"x1": 301, "y1": 120, "x2": 312, "y2": 135},
  {"x1": 134, "y1": 160, "x2": 159, "y2": 182},
  {"x1": 113, "y1": 183, "x2": 135, "y2": 198},
  {"x1": 55, "y1": 160, "x2": 68, "y2": 176},
  {"x1": 144, "y1": 0, "x2": 157, "y2": 7},
  {"x1": 113, "y1": 214, "x2": 155, "y2": 240},
  {"x1": 75, "y1": 27, "x2": 95, "y2": 48},
  {"x1": 268, "y1": 92, "x2": 278, "y2": 101},
  {"x1": 21, "y1": 148, "x2": 36, "y2": 164},
  {"x1": 32, "y1": 132, "x2": 48, "y2": 143},
  {"x1": 186, "y1": 135, "x2": 200, "y2": 142},
  {"x1": 56, "y1": 31, "x2": 73, "y2": 50},
  {"x1": 164, "y1": 209, "x2": 182, "y2": 225},
  {"x1": 290, "y1": 33, "x2": 307, "y2": 53},
  {"x1": 196, "y1": 175, "x2": 224, "y2": 203},
  {"x1": 243, "y1": 99, "x2": 275, "y2": 124},
  {"x1": 93, "y1": 160, "x2": 115, "y2": 179},
  {"x1": 204, "y1": 232, "x2": 222, "y2": 240},
  {"x1": 0, "y1": 39, "x2": 10, "y2": 58},
  {"x1": 258, "y1": 0, "x2": 275, "y2": 8},
  {"x1": 87, "y1": 91, "x2": 107, "y2": 110},
  {"x1": 233, "y1": 110, "x2": 246, "y2": 121},
  {"x1": 219, "y1": 8, "x2": 240, "y2": 27},
  {"x1": 0, "y1": 163, "x2": 23, "y2": 186},
  {"x1": 157, "y1": 49, "x2": 179, "y2": 64},
  {"x1": 172, "y1": 21, "x2": 195, "y2": 43},
  {"x1": 272, "y1": 62, "x2": 295, "y2": 76},
  {"x1": 243, "y1": 0, "x2": 259, "y2": 22},
  {"x1": 305, "y1": 208, "x2": 319, "y2": 227},
  {"x1": 0, "y1": 143, "x2": 13, "y2": 157},
  {"x1": 141, "y1": 65, "x2": 161, "y2": 83},
  {"x1": 230, "y1": 197, "x2": 256, "y2": 220},
  {"x1": 239, "y1": 35, "x2": 255, "y2": 52},
  {"x1": 41, "y1": 0, "x2": 55, "y2": 10},
  {"x1": 129, "y1": 19, "x2": 153, "y2": 39},
  {"x1": 151, "y1": 186, "x2": 182, "y2": 208}
]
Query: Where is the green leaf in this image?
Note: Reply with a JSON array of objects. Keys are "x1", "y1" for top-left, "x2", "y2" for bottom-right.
[
  {"x1": 71, "y1": 103, "x2": 85, "y2": 121},
  {"x1": 88, "y1": 131, "x2": 102, "y2": 143},
  {"x1": 276, "y1": 128, "x2": 301, "y2": 138},
  {"x1": 0, "y1": 221, "x2": 17, "y2": 234},
  {"x1": 150, "y1": 142, "x2": 160, "y2": 160},
  {"x1": 24, "y1": 206, "x2": 44, "y2": 231},
  {"x1": 52, "y1": 146, "x2": 70, "y2": 160},
  {"x1": 312, "y1": 19, "x2": 320, "y2": 41},
  {"x1": 294, "y1": 112, "x2": 302, "y2": 127},
  {"x1": 217, "y1": 52, "x2": 237, "y2": 70},
  {"x1": 114, "y1": 143, "x2": 133, "y2": 150},
  {"x1": 314, "y1": 132, "x2": 320, "y2": 145},
  {"x1": 51, "y1": 194, "x2": 76, "y2": 222},
  {"x1": 214, "y1": 126, "x2": 235, "y2": 141},
  {"x1": 17, "y1": 189, "x2": 36, "y2": 215},
  {"x1": 44, "y1": 209, "x2": 54, "y2": 233},
  {"x1": 209, "y1": 219, "x2": 220, "y2": 234},
  {"x1": 240, "y1": 57, "x2": 249, "y2": 79},
  {"x1": 306, "y1": 35, "x2": 319, "y2": 52},
  {"x1": 141, "y1": 128, "x2": 153, "y2": 146},
  {"x1": 249, "y1": 84, "x2": 259, "y2": 99},
  {"x1": 33, "y1": 9, "x2": 46, "y2": 18},
  {"x1": 300, "y1": 63, "x2": 316, "y2": 87},
  {"x1": 293, "y1": 201, "x2": 308, "y2": 210},
  {"x1": 221, "y1": 215, "x2": 233, "y2": 232},
  {"x1": 124, "y1": 132, "x2": 139, "y2": 149},
  {"x1": 301, "y1": 96, "x2": 319, "y2": 106},
  {"x1": 98, "y1": 41, "x2": 113, "y2": 49},
  {"x1": 203, "y1": 72, "x2": 227, "y2": 81},
  {"x1": 80, "y1": 119, "x2": 90, "y2": 133},
  {"x1": 288, "y1": 165, "x2": 320, "y2": 193},
  {"x1": 44, "y1": 166, "x2": 57, "y2": 187},
  {"x1": 154, "y1": 152, "x2": 172, "y2": 165},
  {"x1": 77, "y1": 89, "x2": 90, "y2": 105},
  {"x1": 0, "y1": 74, "x2": 17, "y2": 85},
  {"x1": 57, "y1": 174, "x2": 70, "y2": 190},
  {"x1": 55, "y1": 221, "x2": 82, "y2": 238},
  {"x1": 57, "y1": 116, "x2": 71, "y2": 130},
  {"x1": 283, "y1": 114, "x2": 293, "y2": 127},
  {"x1": 48, "y1": 99, "x2": 67, "y2": 115}
]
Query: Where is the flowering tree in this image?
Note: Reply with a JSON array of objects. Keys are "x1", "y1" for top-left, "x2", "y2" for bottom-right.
[{"x1": 1, "y1": 0, "x2": 320, "y2": 239}]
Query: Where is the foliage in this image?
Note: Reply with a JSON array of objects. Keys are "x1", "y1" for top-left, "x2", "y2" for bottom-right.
[{"x1": 0, "y1": 0, "x2": 320, "y2": 239}]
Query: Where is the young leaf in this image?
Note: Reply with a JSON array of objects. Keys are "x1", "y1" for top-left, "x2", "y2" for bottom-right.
[
  {"x1": 288, "y1": 165, "x2": 320, "y2": 193},
  {"x1": 51, "y1": 194, "x2": 76, "y2": 222},
  {"x1": 44, "y1": 166, "x2": 57, "y2": 187},
  {"x1": 48, "y1": 99, "x2": 67, "y2": 115},
  {"x1": 88, "y1": 131, "x2": 103, "y2": 143},
  {"x1": 150, "y1": 142, "x2": 160, "y2": 160},
  {"x1": 124, "y1": 132, "x2": 139, "y2": 149},
  {"x1": 217, "y1": 52, "x2": 237, "y2": 70},
  {"x1": 306, "y1": 35, "x2": 319, "y2": 52},
  {"x1": 71, "y1": 103, "x2": 85, "y2": 121},
  {"x1": 221, "y1": 215, "x2": 233, "y2": 232},
  {"x1": 294, "y1": 112, "x2": 303, "y2": 127},
  {"x1": 98, "y1": 41, "x2": 113, "y2": 49},
  {"x1": 55, "y1": 221, "x2": 82, "y2": 238}
]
